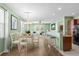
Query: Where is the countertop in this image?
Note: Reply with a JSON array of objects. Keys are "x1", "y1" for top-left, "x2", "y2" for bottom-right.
[{"x1": 63, "y1": 35, "x2": 72, "y2": 37}]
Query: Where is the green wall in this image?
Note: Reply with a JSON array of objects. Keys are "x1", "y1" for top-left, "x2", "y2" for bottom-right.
[{"x1": 43, "y1": 23, "x2": 50, "y2": 31}]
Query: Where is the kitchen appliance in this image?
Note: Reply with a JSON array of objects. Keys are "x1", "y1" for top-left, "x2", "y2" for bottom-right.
[{"x1": 73, "y1": 25, "x2": 79, "y2": 45}]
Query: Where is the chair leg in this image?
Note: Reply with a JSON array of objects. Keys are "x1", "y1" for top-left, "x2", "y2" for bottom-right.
[
  {"x1": 17, "y1": 45, "x2": 21, "y2": 55},
  {"x1": 10, "y1": 44, "x2": 13, "y2": 51},
  {"x1": 25, "y1": 45, "x2": 27, "y2": 55}
]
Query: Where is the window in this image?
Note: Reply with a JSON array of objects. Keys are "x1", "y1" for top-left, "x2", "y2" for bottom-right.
[
  {"x1": 0, "y1": 7, "x2": 5, "y2": 52},
  {"x1": 0, "y1": 8, "x2": 4, "y2": 38}
]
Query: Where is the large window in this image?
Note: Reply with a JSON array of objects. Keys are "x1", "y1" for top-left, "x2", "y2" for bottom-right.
[
  {"x1": 0, "y1": 8, "x2": 4, "y2": 38},
  {"x1": 0, "y1": 7, "x2": 9, "y2": 52},
  {"x1": 0, "y1": 7, "x2": 5, "y2": 52}
]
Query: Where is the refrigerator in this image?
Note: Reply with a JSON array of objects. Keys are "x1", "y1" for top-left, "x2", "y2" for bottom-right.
[{"x1": 73, "y1": 25, "x2": 79, "y2": 45}]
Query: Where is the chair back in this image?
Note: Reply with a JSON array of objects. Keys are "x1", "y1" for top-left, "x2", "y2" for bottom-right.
[
  {"x1": 10, "y1": 32, "x2": 18, "y2": 42},
  {"x1": 19, "y1": 37, "x2": 27, "y2": 45},
  {"x1": 33, "y1": 33, "x2": 39, "y2": 40}
]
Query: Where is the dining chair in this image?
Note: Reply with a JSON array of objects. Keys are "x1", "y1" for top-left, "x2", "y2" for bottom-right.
[
  {"x1": 26, "y1": 35, "x2": 34, "y2": 50},
  {"x1": 32, "y1": 33, "x2": 39, "y2": 47},
  {"x1": 10, "y1": 33, "x2": 19, "y2": 50},
  {"x1": 18, "y1": 37, "x2": 27, "y2": 55}
]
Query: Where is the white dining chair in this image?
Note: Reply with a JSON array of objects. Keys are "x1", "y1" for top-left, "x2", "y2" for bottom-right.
[
  {"x1": 32, "y1": 33, "x2": 39, "y2": 47},
  {"x1": 26, "y1": 36, "x2": 34, "y2": 50},
  {"x1": 10, "y1": 33, "x2": 19, "y2": 50},
  {"x1": 18, "y1": 37, "x2": 27, "y2": 55}
]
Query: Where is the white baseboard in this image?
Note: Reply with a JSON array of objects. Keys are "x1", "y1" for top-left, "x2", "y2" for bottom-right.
[
  {"x1": 0, "y1": 50, "x2": 9, "y2": 55},
  {"x1": 0, "y1": 51, "x2": 5, "y2": 55}
]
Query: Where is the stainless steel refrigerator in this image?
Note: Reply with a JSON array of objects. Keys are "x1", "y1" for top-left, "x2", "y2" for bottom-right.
[{"x1": 73, "y1": 25, "x2": 79, "y2": 45}]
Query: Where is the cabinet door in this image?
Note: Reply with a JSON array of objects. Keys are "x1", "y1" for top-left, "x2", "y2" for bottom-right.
[
  {"x1": 74, "y1": 19, "x2": 77, "y2": 25},
  {"x1": 74, "y1": 19, "x2": 79, "y2": 25},
  {"x1": 63, "y1": 37, "x2": 72, "y2": 51}
]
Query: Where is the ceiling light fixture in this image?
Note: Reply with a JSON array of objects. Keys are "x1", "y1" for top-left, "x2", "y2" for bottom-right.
[
  {"x1": 72, "y1": 12, "x2": 75, "y2": 15},
  {"x1": 24, "y1": 11, "x2": 32, "y2": 19},
  {"x1": 58, "y1": 7, "x2": 62, "y2": 11}
]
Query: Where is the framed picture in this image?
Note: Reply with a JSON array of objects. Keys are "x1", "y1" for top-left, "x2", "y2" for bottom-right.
[
  {"x1": 51, "y1": 23, "x2": 56, "y2": 30},
  {"x1": 11, "y1": 15, "x2": 18, "y2": 30}
]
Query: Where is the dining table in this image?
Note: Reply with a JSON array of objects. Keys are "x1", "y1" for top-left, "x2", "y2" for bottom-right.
[{"x1": 18, "y1": 34, "x2": 34, "y2": 50}]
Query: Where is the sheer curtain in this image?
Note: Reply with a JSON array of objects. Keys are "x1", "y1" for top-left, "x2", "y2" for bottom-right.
[
  {"x1": 4, "y1": 11, "x2": 9, "y2": 52},
  {"x1": 0, "y1": 8, "x2": 4, "y2": 38},
  {"x1": 0, "y1": 8, "x2": 5, "y2": 52}
]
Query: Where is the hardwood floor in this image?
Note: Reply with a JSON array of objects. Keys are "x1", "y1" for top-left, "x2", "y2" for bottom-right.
[{"x1": 1, "y1": 36, "x2": 63, "y2": 56}]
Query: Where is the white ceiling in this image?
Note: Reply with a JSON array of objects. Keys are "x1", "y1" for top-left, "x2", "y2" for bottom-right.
[{"x1": 5, "y1": 3, "x2": 79, "y2": 21}]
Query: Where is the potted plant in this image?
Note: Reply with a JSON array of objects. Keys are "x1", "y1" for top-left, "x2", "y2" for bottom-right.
[{"x1": 26, "y1": 30, "x2": 30, "y2": 35}]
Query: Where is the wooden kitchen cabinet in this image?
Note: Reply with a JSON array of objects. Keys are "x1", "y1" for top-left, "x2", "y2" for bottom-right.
[
  {"x1": 74, "y1": 19, "x2": 79, "y2": 25},
  {"x1": 63, "y1": 36, "x2": 72, "y2": 51}
]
